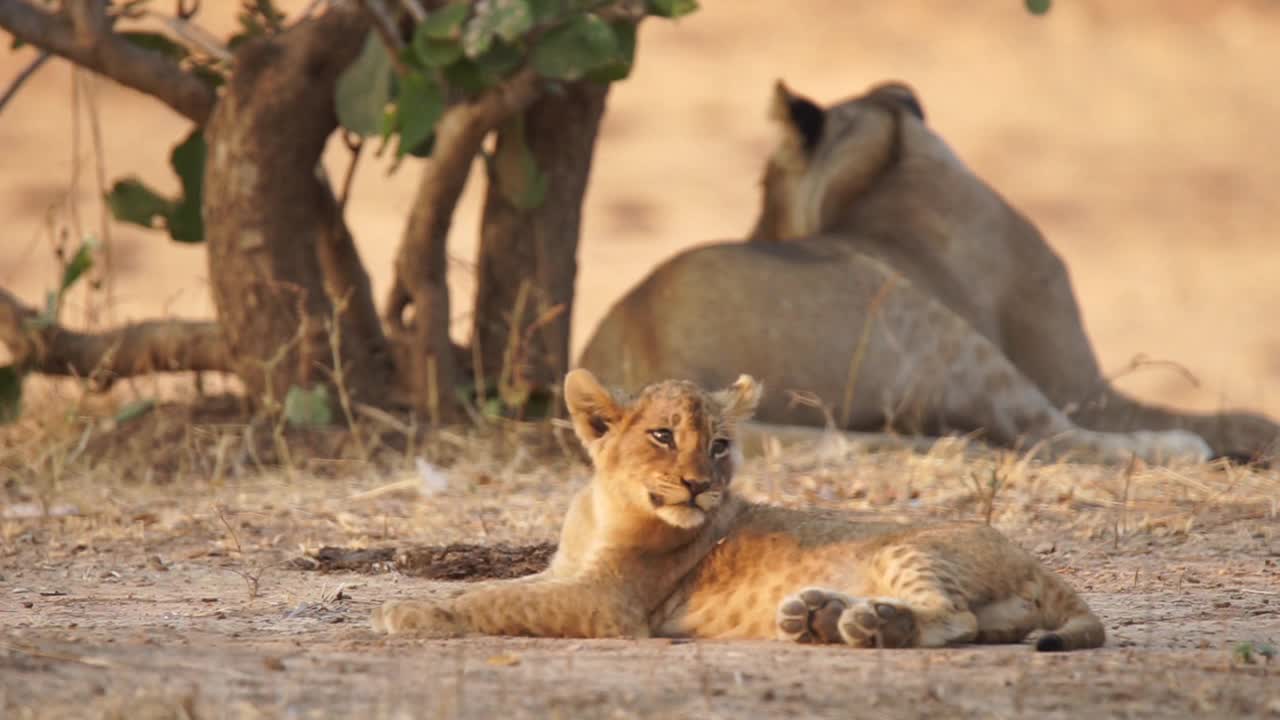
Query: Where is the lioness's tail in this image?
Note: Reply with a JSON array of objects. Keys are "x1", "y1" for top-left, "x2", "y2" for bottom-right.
[{"x1": 1035, "y1": 569, "x2": 1106, "y2": 652}]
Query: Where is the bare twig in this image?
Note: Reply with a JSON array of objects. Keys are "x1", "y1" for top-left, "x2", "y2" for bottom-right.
[
  {"x1": 147, "y1": 12, "x2": 233, "y2": 63},
  {"x1": 325, "y1": 292, "x2": 369, "y2": 461},
  {"x1": 215, "y1": 505, "x2": 244, "y2": 556},
  {"x1": 79, "y1": 69, "x2": 115, "y2": 323},
  {"x1": 338, "y1": 131, "x2": 363, "y2": 212},
  {"x1": 354, "y1": 0, "x2": 407, "y2": 72},
  {"x1": 400, "y1": 0, "x2": 427, "y2": 23},
  {"x1": 0, "y1": 49, "x2": 51, "y2": 114}
]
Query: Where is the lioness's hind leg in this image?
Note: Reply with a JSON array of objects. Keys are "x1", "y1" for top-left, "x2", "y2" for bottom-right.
[{"x1": 871, "y1": 288, "x2": 1209, "y2": 463}]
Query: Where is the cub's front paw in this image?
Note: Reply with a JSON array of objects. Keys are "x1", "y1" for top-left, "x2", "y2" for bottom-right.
[
  {"x1": 371, "y1": 600, "x2": 465, "y2": 637},
  {"x1": 777, "y1": 587, "x2": 852, "y2": 644}
]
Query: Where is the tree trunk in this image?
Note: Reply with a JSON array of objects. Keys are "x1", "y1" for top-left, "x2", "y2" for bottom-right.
[
  {"x1": 471, "y1": 81, "x2": 610, "y2": 405},
  {"x1": 204, "y1": 9, "x2": 392, "y2": 410}
]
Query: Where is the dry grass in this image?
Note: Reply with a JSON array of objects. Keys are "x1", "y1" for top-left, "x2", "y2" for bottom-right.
[{"x1": 2, "y1": 391, "x2": 1278, "y2": 718}]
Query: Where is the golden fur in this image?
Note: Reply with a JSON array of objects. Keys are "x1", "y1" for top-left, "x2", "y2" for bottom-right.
[
  {"x1": 372, "y1": 370, "x2": 1104, "y2": 652},
  {"x1": 577, "y1": 80, "x2": 1278, "y2": 464}
]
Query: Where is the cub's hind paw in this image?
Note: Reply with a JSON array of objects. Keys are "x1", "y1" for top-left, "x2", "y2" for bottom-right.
[
  {"x1": 371, "y1": 600, "x2": 464, "y2": 637},
  {"x1": 837, "y1": 597, "x2": 917, "y2": 648},
  {"x1": 777, "y1": 587, "x2": 852, "y2": 644}
]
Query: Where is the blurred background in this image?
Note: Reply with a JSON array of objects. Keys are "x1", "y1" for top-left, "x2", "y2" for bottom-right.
[{"x1": 1, "y1": 0, "x2": 1277, "y2": 418}]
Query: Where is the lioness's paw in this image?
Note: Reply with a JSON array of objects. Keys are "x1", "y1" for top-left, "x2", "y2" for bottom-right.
[
  {"x1": 777, "y1": 587, "x2": 851, "y2": 644},
  {"x1": 371, "y1": 600, "x2": 464, "y2": 637},
  {"x1": 837, "y1": 597, "x2": 917, "y2": 649},
  {"x1": 1131, "y1": 430, "x2": 1211, "y2": 464}
]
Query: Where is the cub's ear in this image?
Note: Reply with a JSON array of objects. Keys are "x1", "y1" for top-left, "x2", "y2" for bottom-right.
[
  {"x1": 866, "y1": 81, "x2": 925, "y2": 122},
  {"x1": 714, "y1": 374, "x2": 763, "y2": 425},
  {"x1": 769, "y1": 80, "x2": 825, "y2": 154},
  {"x1": 564, "y1": 369, "x2": 623, "y2": 450}
]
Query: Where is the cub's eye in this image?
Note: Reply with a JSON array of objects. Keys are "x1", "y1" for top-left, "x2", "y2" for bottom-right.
[
  {"x1": 648, "y1": 428, "x2": 675, "y2": 448},
  {"x1": 710, "y1": 438, "x2": 731, "y2": 458}
]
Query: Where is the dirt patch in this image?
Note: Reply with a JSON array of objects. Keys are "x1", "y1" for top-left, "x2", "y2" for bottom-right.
[{"x1": 295, "y1": 542, "x2": 557, "y2": 579}]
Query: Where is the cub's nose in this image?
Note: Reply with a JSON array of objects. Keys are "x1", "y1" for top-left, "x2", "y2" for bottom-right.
[{"x1": 681, "y1": 478, "x2": 711, "y2": 498}]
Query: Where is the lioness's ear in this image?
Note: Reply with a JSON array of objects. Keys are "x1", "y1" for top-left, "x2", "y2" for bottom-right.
[
  {"x1": 564, "y1": 369, "x2": 622, "y2": 449},
  {"x1": 866, "y1": 81, "x2": 925, "y2": 122},
  {"x1": 770, "y1": 80, "x2": 825, "y2": 153},
  {"x1": 714, "y1": 374, "x2": 763, "y2": 425}
]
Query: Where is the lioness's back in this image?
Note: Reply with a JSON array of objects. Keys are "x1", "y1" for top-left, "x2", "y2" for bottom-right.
[{"x1": 579, "y1": 238, "x2": 903, "y2": 425}]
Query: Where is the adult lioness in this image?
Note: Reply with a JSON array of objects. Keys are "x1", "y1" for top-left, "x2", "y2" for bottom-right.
[
  {"x1": 578, "y1": 81, "x2": 1278, "y2": 463},
  {"x1": 373, "y1": 370, "x2": 1104, "y2": 651}
]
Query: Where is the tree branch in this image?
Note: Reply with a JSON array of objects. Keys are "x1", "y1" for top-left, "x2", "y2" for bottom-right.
[
  {"x1": 0, "y1": 288, "x2": 230, "y2": 388},
  {"x1": 0, "y1": 0, "x2": 216, "y2": 123},
  {"x1": 385, "y1": 68, "x2": 542, "y2": 416}
]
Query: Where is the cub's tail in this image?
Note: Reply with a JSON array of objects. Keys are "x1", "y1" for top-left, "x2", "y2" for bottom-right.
[{"x1": 1035, "y1": 569, "x2": 1106, "y2": 652}]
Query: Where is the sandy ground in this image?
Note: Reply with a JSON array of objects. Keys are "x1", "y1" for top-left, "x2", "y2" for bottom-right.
[
  {"x1": 2, "y1": 1, "x2": 1280, "y2": 416},
  {"x1": 2, "y1": 423, "x2": 1279, "y2": 719}
]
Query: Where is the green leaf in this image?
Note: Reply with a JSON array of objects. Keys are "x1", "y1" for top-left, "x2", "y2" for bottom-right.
[
  {"x1": 396, "y1": 71, "x2": 445, "y2": 157},
  {"x1": 584, "y1": 21, "x2": 636, "y2": 83},
  {"x1": 646, "y1": 0, "x2": 698, "y2": 19},
  {"x1": 335, "y1": 31, "x2": 395, "y2": 137},
  {"x1": 413, "y1": 28, "x2": 464, "y2": 67},
  {"x1": 421, "y1": 2, "x2": 471, "y2": 40},
  {"x1": 1025, "y1": 0, "x2": 1051, "y2": 14},
  {"x1": 104, "y1": 130, "x2": 202, "y2": 244},
  {"x1": 529, "y1": 0, "x2": 571, "y2": 24},
  {"x1": 531, "y1": 13, "x2": 620, "y2": 81},
  {"x1": 106, "y1": 179, "x2": 176, "y2": 231},
  {"x1": 284, "y1": 384, "x2": 333, "y2": 428},
  {"x1": 60, "y1": 238, "x2": 96, "y2": 294},
  {"x1": 119, "y1": 31, "x2": 189, "y2": 61},
  {"x1": 0, "y1": 366, "x2": 22, "y2": 424},
  {"x1": 191, "y1": 62, "x2": 227, "y2": 89},
  {"x1": 482, "y1": 396, "x2": 504, "y2": 419},
  {"x1": 114, "y1": 399, "x2": 156, "y2": 425},
  {"x1": 444, "y1": 59, "x2": 487, "y2": 94},
  {"x1": 167, "y1": 130, "x2": 205, "y2": 243},
  {"x1": 444, "y1": 40, "x2": 524, "y2": 94},
  {"x1": 170, "y1": 131, "x2": 204, "y2": 205},
  {"x1": 380, "y1": 106, "x2": 399, "y2": 142},
  {"x1": 463, "y1": 0, "x2": 533, "y2": 58},
  {"x1": 166, "y1": 201, "x2": 203, "y2": 244},
  {"x1": 1234, "y1": 641, "x2": 1256, "y2": 665},
  {"x1": 478, "y1": 40, "x2": 524, "y2": 79},
  {"x1": 34, "y1": 291, "x2": 57, "y2": 329}
]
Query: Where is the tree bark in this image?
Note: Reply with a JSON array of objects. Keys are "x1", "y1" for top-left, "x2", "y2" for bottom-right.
[
  {"x1": 204, "y1": 8, "x2": 392, "y2": 410},
  {"x1": 471, "y1": 81, "x2": 610, "y2": 399}
]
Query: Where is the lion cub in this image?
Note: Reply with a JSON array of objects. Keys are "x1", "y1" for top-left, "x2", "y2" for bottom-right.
[{"x1": 372, "y1": 370, "x2": 1104, "y2": 651}]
